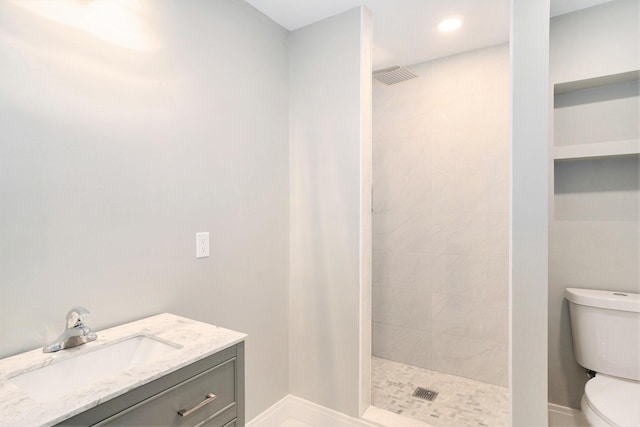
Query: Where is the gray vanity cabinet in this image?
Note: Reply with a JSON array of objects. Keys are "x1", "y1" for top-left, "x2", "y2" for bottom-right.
[{"x1": 57, "y1": 343, "x2": 244, "y2": 427}]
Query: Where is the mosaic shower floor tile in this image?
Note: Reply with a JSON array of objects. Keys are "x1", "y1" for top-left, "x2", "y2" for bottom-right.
[{"x1": 372, "y1": 357, "x2": 509, "y2": 426}]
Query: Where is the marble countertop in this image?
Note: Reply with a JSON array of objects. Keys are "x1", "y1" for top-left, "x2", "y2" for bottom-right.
[{"x1": 0, "y1": 313, "x2": 246, "y2": 427}]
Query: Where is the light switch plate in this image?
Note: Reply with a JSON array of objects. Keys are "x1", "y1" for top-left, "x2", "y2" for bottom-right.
[{"x1": 196, "y1": 232, "x2": 210, "y2": 258}]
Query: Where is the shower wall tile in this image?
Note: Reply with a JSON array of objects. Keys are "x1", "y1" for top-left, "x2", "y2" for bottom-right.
[
  {"x1": 446, "y1": 216, "x2": 492, "y2": 255},
  {"x1": 373, "y1": 175, "x2": 432, "y2": 213},
  {"x1": 374, "y1": 136, "x2": 432, "y2": 178},
  {"x1": 475, "y1": 256, "x2": 509, "y2": 302},
  {"x1": 373, "y1": 284, "x2": 432, "y2": 329},
  {"x1": 485, "y1": 213, "x2": 509, "y2": 256},
  {"x1": 432, "y1": 214, "x2": 509, "y2": 257},
  {"x1": 432, "y1": 292, "x2": 508, "y2": 344},
  {"x1": 372, "y1": 44, "x2": 509, "y2": 386},
  {"x1": 431, "y1": 254, "x2": 509, "y2": 303},
  {"x1": 372, "y1": 250, "x2": 431, "y2": 289},
  {"x1": 432, "y1": 333, "x2": 509, "y2": 387},
  {"x1": 372, "y1": 322, "x2": 432, "y2": 370},
  {"x1": 373, "y1": 213, "x2": 432, "y2": 253},
  {"x1": 373, "y1": 105, "x2": 430, "y2": 140},
  {"x1": 431, "y1": 254, "x2": 491, "y2": 295}
]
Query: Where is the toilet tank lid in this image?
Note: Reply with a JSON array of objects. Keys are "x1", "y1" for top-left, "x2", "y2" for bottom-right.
[{"x1": 565, "y1": 288, "x2": 640, "y2": 313}]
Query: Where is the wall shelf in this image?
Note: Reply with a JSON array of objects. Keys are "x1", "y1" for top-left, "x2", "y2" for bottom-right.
[
  {"x1": 553, "y1": 69, "x2": 639, "y2": 161},
  {"x1": 554, "y1": 70, "x2": 640, "y2": 94},
  {"x1": 553, "y1": 139, "x2": 639, "y2": 160}
]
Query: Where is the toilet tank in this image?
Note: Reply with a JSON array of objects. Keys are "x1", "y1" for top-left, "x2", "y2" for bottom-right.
[{"x1": 565, "y1": 288, "x2": 640, "y2": 381}]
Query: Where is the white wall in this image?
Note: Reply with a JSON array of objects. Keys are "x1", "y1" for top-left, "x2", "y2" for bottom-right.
[
  {"x1": 510, "y1": 0, "x2": 550, "y2": 425},
  {"x1": 548, "y1": 0, "x2": 640, "y2": 410},
  {"x1": 0, "y1": 0, "x2": 289, "y2": 420},
  {"x1": 288, "y1": 7, "x2": 371, "y2": 418},
  {"x1": 372, "y1": 44, "x2": 510, "y2": 387}
]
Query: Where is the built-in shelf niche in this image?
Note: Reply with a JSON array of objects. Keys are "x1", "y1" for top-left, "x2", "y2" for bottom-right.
[
  {"x1": 553, "y1": 70, "x2": 639, "y2": 160},
  {"x1": 552, "y1": 70, "x2": 640, "y2": 222},
  {"x1": 554, "y1": 154, "x2": 639, "y2": 221}
]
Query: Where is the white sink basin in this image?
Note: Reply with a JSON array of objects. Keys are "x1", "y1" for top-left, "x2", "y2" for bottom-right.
[{"x1": 9, "y1": 335, "x2": 180, "y2": 402}]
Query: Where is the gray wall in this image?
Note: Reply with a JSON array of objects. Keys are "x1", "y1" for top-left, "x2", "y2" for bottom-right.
[
  {"x1": 548, "y1": 0, "x2": 640, "y2": 409},
  {"x1": 288, "y1": 7, "x2": 371, "y2": 417},
  {"x1": 0, "y1": 0, "x2": 289, "y2": 420},
  {"x1": 372, "y1": 44, "x2": 510, "y2": 386}
]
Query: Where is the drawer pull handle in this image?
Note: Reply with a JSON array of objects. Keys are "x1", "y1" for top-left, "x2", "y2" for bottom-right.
[{"x1": 177, "y1": 393, "x2": 217, "y2": 417}]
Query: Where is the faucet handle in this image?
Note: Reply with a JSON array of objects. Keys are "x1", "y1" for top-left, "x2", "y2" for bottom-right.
[{"x1": 66, "y1": 306, "x2": 90, "y2": 329}]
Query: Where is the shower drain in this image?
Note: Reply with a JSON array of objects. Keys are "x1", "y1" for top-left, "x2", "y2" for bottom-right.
[{"x1": 412, "y1": 387, "x2": 439, "y2": 402}]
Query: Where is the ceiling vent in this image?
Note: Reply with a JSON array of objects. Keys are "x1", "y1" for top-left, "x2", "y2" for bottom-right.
[{"x1": 373, "y1": 66, "x2": 417, "y2": 85}]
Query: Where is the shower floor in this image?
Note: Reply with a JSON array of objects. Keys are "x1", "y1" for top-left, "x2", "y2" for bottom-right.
[{"x1": 372, "y1": 357, "x2": 509, "y2": 427}]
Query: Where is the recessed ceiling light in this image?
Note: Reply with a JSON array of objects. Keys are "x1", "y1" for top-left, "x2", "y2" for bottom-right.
[{"x1": 438, "y1": 16, "x2": 463, "y2": 32}]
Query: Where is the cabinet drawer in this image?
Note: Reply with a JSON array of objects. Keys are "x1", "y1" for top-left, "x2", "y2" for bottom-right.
[
  {"x1": 97, "y1": 357, "x2": 237, "y2": 426},
  {"x1": 199, "y1": 409, "x2": 237, "y2": 427}
]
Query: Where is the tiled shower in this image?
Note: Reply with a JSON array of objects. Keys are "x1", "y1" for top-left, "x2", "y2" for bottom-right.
[{"x1": 371, "y1": 43, "x2": 510, "y2": 423}]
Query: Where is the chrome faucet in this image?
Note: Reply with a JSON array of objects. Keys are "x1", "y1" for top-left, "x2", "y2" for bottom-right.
[{"x1": 43, "y1": 307, "x2": 97, "y2": 353}]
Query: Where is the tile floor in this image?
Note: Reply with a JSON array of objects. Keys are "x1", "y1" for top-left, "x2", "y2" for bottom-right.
[{"x1": 372, "y1": 357, "x2": 509, "y2": 427}]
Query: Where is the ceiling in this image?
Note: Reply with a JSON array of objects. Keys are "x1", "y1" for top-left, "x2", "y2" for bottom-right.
[{"x1": 244, "y1": 0, "x2": 615, "y2": 70}]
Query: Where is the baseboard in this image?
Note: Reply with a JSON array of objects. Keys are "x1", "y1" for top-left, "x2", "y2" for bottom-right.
[
  {"x1": 288, "y1": 396, "x2": 377, "y2": 426},
  {"x1": 247, "y1": 395, "x2": 378, "y2": 427},
  {"x1": 548, "y1": 403, "x2": 588, "y2": 427},
  {"x1": 246, "y1": 396, "x2": 291, "y2": 427}
]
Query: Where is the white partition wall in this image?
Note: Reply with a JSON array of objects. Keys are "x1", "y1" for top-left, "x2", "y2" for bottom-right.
[
  {"x1": 510, "y1": 0, "x2": 550, "y2": 425},
  {"x1": 288, "y1": 7, "x2": 372, "y2": 418},
  {"x1": 359, "y1": 8, "x2": 373, "y2": 416}
]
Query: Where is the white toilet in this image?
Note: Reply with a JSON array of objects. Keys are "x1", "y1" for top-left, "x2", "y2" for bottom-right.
[{"x1": 565, "y1": 288, "x2": 640, "y2": 427}]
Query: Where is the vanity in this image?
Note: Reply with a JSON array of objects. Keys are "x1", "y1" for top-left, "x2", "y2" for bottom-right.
[{"x1": 0, "y1": 314, "x2": 246, "y2": 427}]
